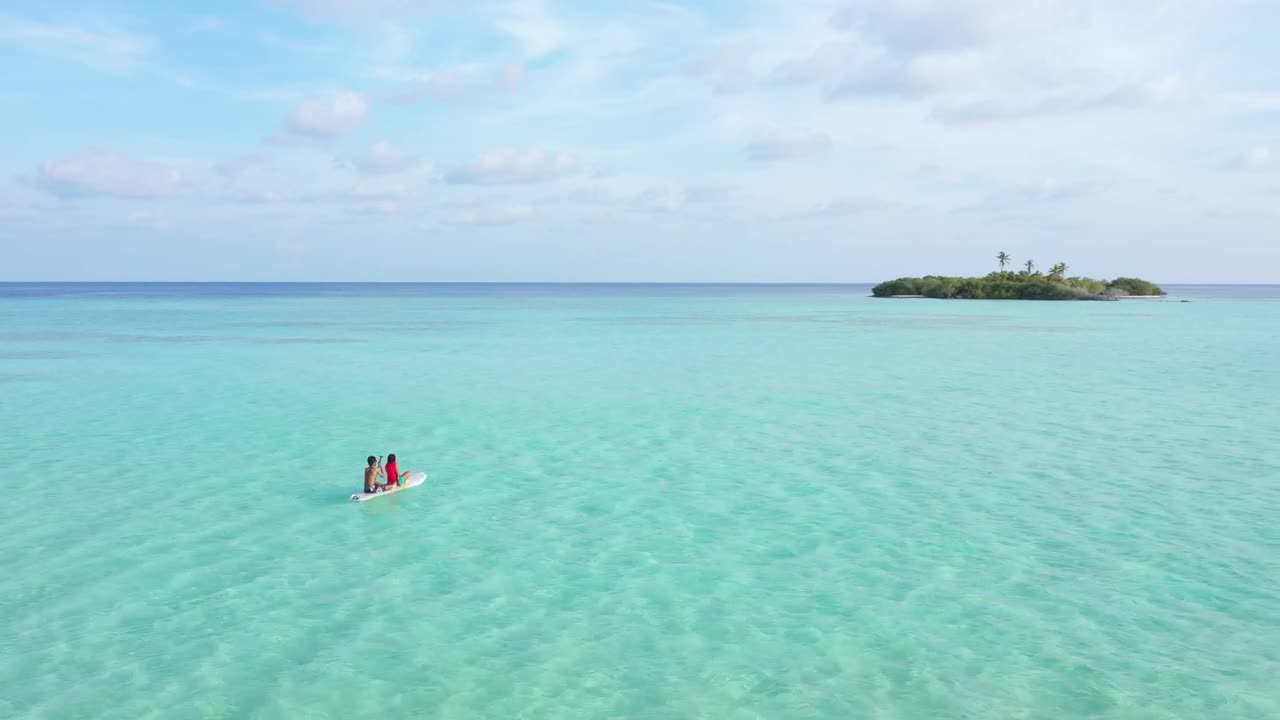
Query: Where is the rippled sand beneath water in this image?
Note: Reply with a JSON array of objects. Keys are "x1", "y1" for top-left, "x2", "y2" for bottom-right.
[{"x1": 1, "y1": 284, "x2": 1277, "y2": 719}]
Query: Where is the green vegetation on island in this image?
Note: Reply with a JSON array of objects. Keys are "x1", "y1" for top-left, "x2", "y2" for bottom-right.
[{"x1": 873, "y1": 255, "x2": 1166, "y2": 300}]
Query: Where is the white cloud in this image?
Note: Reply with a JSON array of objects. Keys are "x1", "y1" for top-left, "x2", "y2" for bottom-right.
[
  {"x1": 369, "y1": 23, "x2": 416, "y2": 67},
  {"x1": 773, "y1": 42, "x2": 923, "y2": 98},
  {"x1": 229, "y1": 187, "x2": 296, "y2": 205},
  {"x1": 801, "y1": 197, "x2": 889, "y2": 218},
  {"x1": 1140, "y1": 72, "x2": 1189, "y2": 106},
  {"x1": 447, "y1": 205, "x2": 537, "y2": 226},
  {"x1": 227, "y1": 179, "x2": 406, "y2": 207},
  {"x1": 905, "y1": 52, "x2": 986, "y2": 93},
  {"x1": 121, "y1": 210, "x2": 170, "y2": 230},
  {"x1": 391, "y1": 69, "x2": 472, "y2": 102},
  {"x1": 745, "y1": 131, "x2": 833, "y2": 162},
  {"x1": 1013, "y1": 178, "x2": 1097, "y2": 202},
  {"x1": 269, "y1": 0, "x2": 447, "y2": 17},
  {"x1": 385, "y1": 64, "x2": 519, "y2": 103},
  {"x1": 766, "y1": 0, "x2": 1195, "y2": 127},
  {"x1": 928, "y1": 72, "x2": 1191, "y2": 124},
  {"x1": 629, "y1": 187, "x2": 690, "y2": 214},
  {"x1": 349, "y1": 199, "x2": 400, "y2": 215},
  {"x1": 838, "y1": 0, "x2": 1084, "y2": 52},
  {"x1": 286, "y1": 91, "x2": 368, "y2": 138},
  {"x1": 37, "y1": 152, "x2": 184, "y2": 198},
  {"x1": 686, "y1": 40, "x2": 756, "y2": 94},
  {"x1": 496, "y1": 0, "x2": 567, "y2": 59},
  {"x1": 501, "y1": 63, "x2": 526, "y2": 88},
  {"x1": 568, "y1": 181, "x2": 740, "y2": 218},
  {"x1": 9, "y1": 0, "x2": 1276, "y2": 282},
  {"x1": 342, "y1": 141, "x2": 419, "y2": 174},
  {"x1": 272, "y1": 0, "x2": 566, "y2": 64},
  {"x1": 443, "y1": 150, "x2": 576, "y2": 185},
  {"x1": 1220, "y1": 91, "x2": 1280, "y2": 115},
  {"x1": 1236, "y1": 145, "x2": 1273, "y2": 172},
  {"x1": 347, "y1": 180, "x2": 407, "y2": 200},
  {"x1": 214, "y1": 152, "x2": 270, "y2": 181},
  {"x1": 624, "y1": 184, "x2": 743, "y2": 217},
  {"x1": 0, "y1": 14, "x2": 150, "y2": 71}
]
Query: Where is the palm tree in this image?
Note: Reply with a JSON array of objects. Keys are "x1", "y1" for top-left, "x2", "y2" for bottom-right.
[
  {"x1": 1048, "y1": 262, "x2": 1067, "y2": 281},
  {"x1": 1024, "y1": 259, "x2": 1036, "y2": 274},
  {"x1": 997, "y1": 252, "x2": 1011, "y2": 271}
]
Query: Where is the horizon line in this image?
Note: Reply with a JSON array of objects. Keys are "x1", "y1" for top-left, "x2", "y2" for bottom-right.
[{"x1": 1, "y1": 280, "x2": 1277, "y2": 286}]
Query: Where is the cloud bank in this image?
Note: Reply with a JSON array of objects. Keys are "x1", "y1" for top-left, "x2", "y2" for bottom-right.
[{"x1": 1, "y1": 0, "x2": 1277, "y2": 281}]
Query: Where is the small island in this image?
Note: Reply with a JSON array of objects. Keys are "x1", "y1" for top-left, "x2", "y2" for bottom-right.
[{"x1": 873, "y1": 255, "x2": 1166, "y2": 301}]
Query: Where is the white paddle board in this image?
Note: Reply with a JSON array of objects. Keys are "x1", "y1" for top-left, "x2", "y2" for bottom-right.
[{"x1": 351, "y1": 471, "x2": 427, "y2": 503}]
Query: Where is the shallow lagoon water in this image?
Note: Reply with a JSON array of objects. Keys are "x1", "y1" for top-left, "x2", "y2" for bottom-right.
[{"x1": 1, "y1": 283, "x2": 1277, "y2": 719}]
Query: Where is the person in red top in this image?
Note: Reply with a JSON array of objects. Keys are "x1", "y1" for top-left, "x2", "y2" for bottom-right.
[{"x1": 380, "y1": 453, "x2": 409, "y2": 491}]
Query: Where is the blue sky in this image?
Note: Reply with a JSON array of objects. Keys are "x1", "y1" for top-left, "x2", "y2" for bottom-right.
[{"x1": 1, "y1": 0, "x2": 1277, "y2": 281}]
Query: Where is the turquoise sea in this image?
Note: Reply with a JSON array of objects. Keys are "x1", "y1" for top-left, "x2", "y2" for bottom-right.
[{"x1": 1, "y1": 283, "x2": 1277, "y2": 720}]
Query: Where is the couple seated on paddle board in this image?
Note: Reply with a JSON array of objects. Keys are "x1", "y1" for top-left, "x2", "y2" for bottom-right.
[{"x1": 364, "y1": 454, "x2": 410, "y2": 493}]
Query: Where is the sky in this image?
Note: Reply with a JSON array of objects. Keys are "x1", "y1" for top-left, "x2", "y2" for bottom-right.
[{"x1": 1, "y1": 0, "x2": 1277, "y2": 282}]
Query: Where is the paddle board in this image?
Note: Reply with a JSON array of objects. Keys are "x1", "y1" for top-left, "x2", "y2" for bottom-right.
[{"x1": 351, "y1": 471, "x2": 427, "y2": 503}]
